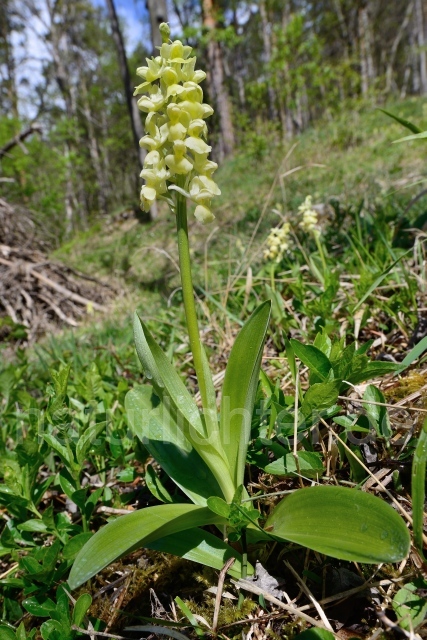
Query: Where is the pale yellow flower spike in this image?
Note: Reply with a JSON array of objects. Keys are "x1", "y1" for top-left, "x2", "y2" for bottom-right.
[
  {"x1": 264, "y1": 223, "x2": 291, "y2": 263},
  {"x1": 298, "y1": 195, "x2": 320, "y2": 237},
  {"x1": 135, "y1": 23, "x2": 220, "y2": 223}
]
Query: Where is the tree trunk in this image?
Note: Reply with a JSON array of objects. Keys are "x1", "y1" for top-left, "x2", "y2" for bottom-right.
[
  {"x1": 415, "y1": 0, "x2": 427, "y2": 94},
  {"x1": 385, "y1": 1, "x2": 413, "y2": 93},
  {"x1": 259, "y1": 0, "x2": 278, "y2": 120},
  {"x1": 106, "y1": 0, "x2": 158, "y2": 219},
  {"x1": 105, "y1": 0, "x2": 145, "y2": 170},
  {"x1": 358, "y1": 3, "x2": 375, "y2": 97},
  {"x1": 202, "y1": 0, "x2": 235, "y2": 161},
  {"x1": 81, "y1": 79, "x2": 109, "y2": 217},
  {"x1": 146, "y1": 0, "x2": 168, "y2": 53},
  {"x1": 0, "y1": 0, "x2": 19, "y2": 119}
]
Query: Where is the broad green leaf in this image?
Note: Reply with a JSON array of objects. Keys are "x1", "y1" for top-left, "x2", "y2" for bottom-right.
[
  {"x1": 363, "y1": 385, "x2": 391, "y2": 439},
  {"x1": 146, "y1": 527, "x2": 253, "y2": 578},
  {"x1": 133, "y1": 313, "x2": 207, "y2": 438},
  {"x1": 290, "y1": 340, "x2": 331, "y2": 383},
  {"x1": 412, "y1": 420, "x2": 427, "y2": 559},
  {"x1": 69, "y1": 504, "x2": 225, "y2": 589},
  {"x1": 378, "y1": 108, "x2": 422, "y2": 134},
  {"x1": 220, "y1": 301, "x2": 271, "y2": 487},
  {"x1": 132, "y1": 316, "x2": 233, "y2": 498},
  {"x1": 264, "y1": 451, "x2": 324, "y2": 478},
  {"x1": 126, "y1": 386, "x2": 224, "y2": 505},
  {"x1": 393, "y1": 578, "x2": 427, "y2": 630},
  {"x1": 265, "y1": 485, "x2": 410, "y2": 563}
]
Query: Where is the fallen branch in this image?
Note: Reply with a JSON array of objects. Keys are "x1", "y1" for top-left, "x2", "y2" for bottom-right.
[{"x1": 0, "y1": 123, "x2": 42, "y2": 159}]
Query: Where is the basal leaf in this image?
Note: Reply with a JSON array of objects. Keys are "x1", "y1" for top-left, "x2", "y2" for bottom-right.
[
  {"x1": 220, "y1": 301, "x2": 271, "y2": 487},
  {"x1": 69, "y1": 504, "x2": 225, "y2": 589},
  {"x1": 126, "y1": 386, "x2": 224, "y2": 505},
  {"x1": 265, "y1": 485, "x2": 410, "y2": 563},
  {"x1": 146, "y1": 527, "x2": 253, "y2": 578},
  {"x1": 412, "y1": 420, "x2": 427, "y2": 559}
]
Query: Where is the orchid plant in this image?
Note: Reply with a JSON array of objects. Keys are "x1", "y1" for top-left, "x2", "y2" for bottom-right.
[{"x1": 69, "y1": 25, "x2": 410, "y2": 591}]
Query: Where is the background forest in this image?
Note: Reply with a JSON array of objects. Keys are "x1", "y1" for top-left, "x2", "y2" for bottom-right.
[{"x1": 1, "y1": 0, "x2": 427, "y2": 241}]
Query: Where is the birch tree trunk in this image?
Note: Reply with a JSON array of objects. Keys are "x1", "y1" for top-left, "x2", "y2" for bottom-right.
[
  {"x1": 202, "y1": 0, "x2": 235, "y2": 161},
  {"x1": 147, "y1": 0, "x2": 168, "y2": 53},
  {"x1": 385, "y1": 1, "x2": 413, "y2": 93},
  {"x1": 259, "y1": 0, "x2": 277, "y2": 120},
  {"x1": 358, "y1": 3, "x2": 375, "y2": 97},
  {"x1": 415, "y1": 0, "x2": 427, "y2": 94},
  {"x1": 0, "y1": 0, "x2": 19, "y2": 119},
  {"x1": 105, "y1": 0, "x2": 144, "y2": 170},
  {"x1": 105, "y1": 0, "x2": 158, "y2": 219},
  {"x1": 81, "y1": 79, "x2": 109, "y2": 217}
]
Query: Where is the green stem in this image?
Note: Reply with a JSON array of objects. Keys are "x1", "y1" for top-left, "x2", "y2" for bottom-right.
[
  {"x1": 175, "y1": 190, "x2": 210, "y2": 413},
  {"x1": 314, "y1": 233, "x2": 328, "y2": 284},
  {"x1": 237, "y1": 528, "x2": 248, "y2": 609}
]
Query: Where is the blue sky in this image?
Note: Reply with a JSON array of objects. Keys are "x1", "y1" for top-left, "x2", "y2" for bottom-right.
[{"x1": 91, "y1": 0, "x2": 151, "y2": 53}]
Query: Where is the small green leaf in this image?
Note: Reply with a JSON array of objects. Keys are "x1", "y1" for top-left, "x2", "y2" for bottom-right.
[
  {"x1": 265, "y1": 485, "x2": 410, "y2": 563},
  {"x1": 72, "y1": 593, "x2": 92, "y2": 627},
  {"x1": 76, "y1": 421, "x2": 106, "y2": 465},
  {"x1": 265, "y1": 452, "x2": 324, "y2": 478},
  {"x1": 23, "y1": 596, "x2": 56, "y2": 617},
  {"x1": 301, "y1": 380, "x2": 340, "y2": 414},
  {"x1": 62, "y1": 533, "x2": 94, "y2": 560},
  {"x1": 206, "y1": 496, "x2": 231, "y2": 519},
  {"x1": 0, "y1": 626, "x2": 16, "y2": 640},
  {"x1": 18, "y1": 519, "x2": 48, "y2": 533},
  {"x1": 392, "y1": 578, "x2": 427, "y2": 630},
  {"x1": 363, "y1": 385, "x2": 391, "y2": 439},
  {"x1": 290, "y1": 340, "x2": 331, "y2": 382}
]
